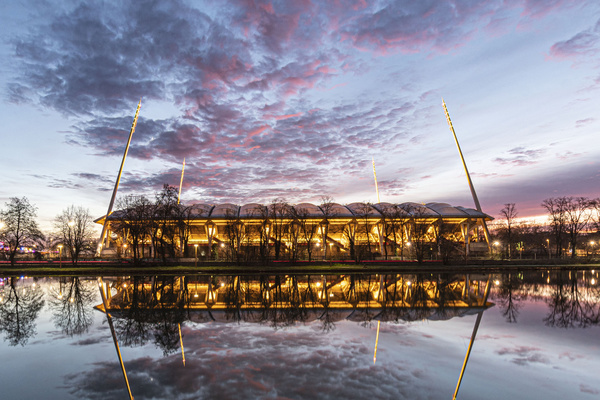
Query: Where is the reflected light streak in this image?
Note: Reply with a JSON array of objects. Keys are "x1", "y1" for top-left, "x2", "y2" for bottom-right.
[
  {"x1": 179, "y1": 323, "x2": 186, "y2": 367},
  {"x1": 373, "y1": 320, "x2": 380, "y2": 364},
  {"x1": 97, "y1": 277, "x2": 134, "y2": 400}
]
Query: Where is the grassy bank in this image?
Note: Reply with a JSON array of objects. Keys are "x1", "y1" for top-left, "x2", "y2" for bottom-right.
[{"x1": 1, "y1": 259, "x2": 599, "y2": 277}]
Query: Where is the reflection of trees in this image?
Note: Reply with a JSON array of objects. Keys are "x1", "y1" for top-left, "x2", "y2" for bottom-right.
[
  {"x1": 0, "y1": 277, "x2": 45, "y2": 346},
  {"x1": 48, "y1": 277, "x2": 95, "y2": 336},
  {"x1": 114, "y1": 277, "x2": 151, "y2": 347},
  {"x1": 494, "y1": 273, "x2": 525, "y2": 323},
  {"x1": 112, "y1": 276, "x2": 186, "y2": 355},
  {"x1": 106, "y1": 273, "x2": 491, "y2": 340},
  {"x1": 544, "y1": 271, "x2": 600, "y2": 328}
]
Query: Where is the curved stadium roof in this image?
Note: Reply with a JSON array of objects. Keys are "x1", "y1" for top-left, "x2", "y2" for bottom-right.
[
  {"x1": 101, "y1": 201, "x2": 492, "y2": 222},
  {"x1": 185, "y1": 202, "x2": 491, "y2": 220}
]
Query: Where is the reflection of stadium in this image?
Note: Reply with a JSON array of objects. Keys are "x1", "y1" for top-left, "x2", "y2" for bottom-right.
[
  {"x1": 95, "y1": 273, "x2": 493, "y2": 399},
  {"x1": 96, "y1": 201, "x2": 492, "y2": 260},
  {"x1": 96, "y1": 273, "x2": 493, "y2": 324}
]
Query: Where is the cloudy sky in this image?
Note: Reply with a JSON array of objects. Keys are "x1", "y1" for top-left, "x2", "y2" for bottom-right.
[{"x1": 1, "y1": 0, "x2": 599, "y2": 229}]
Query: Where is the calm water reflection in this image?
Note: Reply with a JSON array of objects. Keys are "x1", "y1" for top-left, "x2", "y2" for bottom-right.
[{"x1": 0, "y1": 269, "x2": 599, "y2": 399}]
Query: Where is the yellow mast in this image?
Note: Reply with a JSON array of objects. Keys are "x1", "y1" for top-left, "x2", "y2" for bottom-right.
[
  {"x1": 97, "y1": 99, "x2": 142, "y2": 256},
  {"x1": 441, "y1": 99, "x2": 491, "y2": 250},
  {"x1": 372, "y1": 157, "x2": 381, "y2": 203},
  {"x1": 372, "y1": 158, "x2": 382, "y2": 363},
  {"x1": 177, "y1": 158, "x2": 186, "y2": 204}
]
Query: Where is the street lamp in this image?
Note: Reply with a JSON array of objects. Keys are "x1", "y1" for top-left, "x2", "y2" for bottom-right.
[
  {"x1": 194, "y1": 244, "x2": 198, "y2": 267},
  {"x1": 206, "y1": 221, "x2": 216, "y2": 260},
  {"x1": 58, "y1": 245, "x2": 63, "y2": 268},
  {"x1": 546, "y1": 239, "x2": 550, "y2": 260}
]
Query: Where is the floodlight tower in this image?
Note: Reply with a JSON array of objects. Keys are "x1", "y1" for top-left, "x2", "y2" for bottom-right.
[
  {"x1": 96, "y1": 99, "x2": 142, "y2": 257},
  {"x1": 442, "y1": 99, "x2": 491, "y2": 251}
]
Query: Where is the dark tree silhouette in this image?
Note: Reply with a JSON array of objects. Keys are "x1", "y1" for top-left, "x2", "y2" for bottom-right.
[
  {"x1": 0, "y1": 197, "x2": 43, "y2": 265},
  {"x1": 54, "y1": 206, "x2": 96, "y2": 264}
]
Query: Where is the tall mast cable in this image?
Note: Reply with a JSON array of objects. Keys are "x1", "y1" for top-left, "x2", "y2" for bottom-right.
[{"x1": 97, "y1": 99, "x2": 142, "y2": 256}]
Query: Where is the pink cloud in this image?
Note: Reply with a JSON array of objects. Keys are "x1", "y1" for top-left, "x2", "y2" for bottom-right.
[
  {"x1": 549, "y1": 24, "x2": 600, "y2": 60},
  {"x1": 247, "y1": 125, "x2": 270, "y2": 137},
  {"x1": 273, "y1": 112, "x2": 303, "y2": 120}
]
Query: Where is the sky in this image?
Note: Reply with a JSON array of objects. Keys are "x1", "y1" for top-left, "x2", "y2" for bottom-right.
[{"x1": 1, "y1": 0, "x2": 599, "y2": 230}]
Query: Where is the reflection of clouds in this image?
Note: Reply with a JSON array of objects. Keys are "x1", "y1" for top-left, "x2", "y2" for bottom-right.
[
  {"x1": 558, "y1": 351, "x2": 586, "y2": 362},
  {"x1": 67, "y1": 322, "x2": 439, "y2": 399},
  {"x1": 496, "y1": 346, "x2": 550, "y2": 366},
  {"x1": 477, "y1": 334, "x2": 516, "y2": 341},
  {"x1": 580, "y1": 384, "x2": 600, "y2": 395},
  {"x1": 72, "y1": 336, "x2": 106, "y2": 346}
]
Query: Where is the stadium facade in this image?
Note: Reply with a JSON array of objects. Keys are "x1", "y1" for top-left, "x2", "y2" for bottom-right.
[{"x1": 96, "y1": 200, "x2": 492, "y2": 262}]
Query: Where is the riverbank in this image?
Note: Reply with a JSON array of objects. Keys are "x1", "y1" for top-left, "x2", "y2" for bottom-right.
[{"x1": 1, "y1": 258, "x2": 599, "y2": 277}]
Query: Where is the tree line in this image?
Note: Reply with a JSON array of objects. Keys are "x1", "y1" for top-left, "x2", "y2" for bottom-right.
[
  {"x1": 0, "y1": 197, "x2": 96, "y2": 265},
  {"x1": 3, "y1": 192, "x2": 600, "y2": 265},
  {"x1": 493, "y1": 196, "x2": 600, "y2": 259}
]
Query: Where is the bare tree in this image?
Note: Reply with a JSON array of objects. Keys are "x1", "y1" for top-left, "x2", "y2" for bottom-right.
[
  {"x1": 152, "y1": 185, "x2": 180, "y2": 261},
  {"x1": 591, "y1": 198, "x2": 600, "y2": 233},
  {"x1": 175, "y1": 203, "x2": 196, "y2": 257},
  {"x1": 319, "y1": 196, "x2": 336, "y2": 260},
  {"x1": 295, "y1": 206, "x2": 318, "y2": 262},
  {"x1": 499, "y1": 203, "x2": 518, "y2": 259},
  {"x1": 355, "y1": 202, "x2": 376, "y2": 261},
  {"x1": 0, "y1": 197, "x2": 43, "y2": 265},
  {"x1": 54, "y1": 205, "x2": 96, "y2": 264},
  {"x1": 223, "y1": 207, "x2": 245, "y2": 263},
  {"x1": 269, "y1": 198, "x2": 290, "y2": 260},
  {"x1": 402, "y1": 203, "x2": 432, "y2": 264},
  {"x1": 112, "y1": 195, "x2": 153, "y2": 263},
  {"x1": 542, "y1": 197, "x2": 592, "y2": 258},
  {"x1": 541, "y1": 197, "x2": 568, "y2": 257},
  {"x1": 285, "y1": 207, "x2": 300, "y2": 262},
  {"x1": 564, "y1": 197, "x2": 592, "y2": 258}
]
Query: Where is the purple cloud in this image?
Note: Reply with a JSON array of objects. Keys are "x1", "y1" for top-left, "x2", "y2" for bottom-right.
[
  {"x1": 494, "y1": 146, "x2": 546, "y2": 166},
  {"x1": 496, "y1": 345, "x2": 550, "y2": 366},
  {"x1": 549, "y1": 18, "x2": 600, "y2": 59}
]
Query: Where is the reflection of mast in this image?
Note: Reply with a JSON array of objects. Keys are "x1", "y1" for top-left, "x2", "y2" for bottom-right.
[
  {"x1": 452, "y1": 276, "x2": 491, "y2": 400},
  {"x1": 441, "y1": 99, "x2": 491, "y2": 250},
  {"x1": 97, "y1": 100, "x2": 142, "y2": 256},
  {"x1": 178, "y1": 323, "x2": 186, "y2": 366},
  {"x1": 178, "y1": 277, "x2": 186, "y2": 366},
  {"x1": 177, "y1": 158, "x2": 186, "y2": 204},
  {"x1": 97, "y1": 278, "x2": 134, "y2": 399},
  {"x1": 371, "y1": 162, "x2": 381, "y2": 364},
  {"x1": 373, "y1": 320, "x2": 380, "y2": 364}
]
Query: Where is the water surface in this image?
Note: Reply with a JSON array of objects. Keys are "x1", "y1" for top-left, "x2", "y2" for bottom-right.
[{"x1": 0, "y1": 269, "x2": 598, "y2": 399}]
